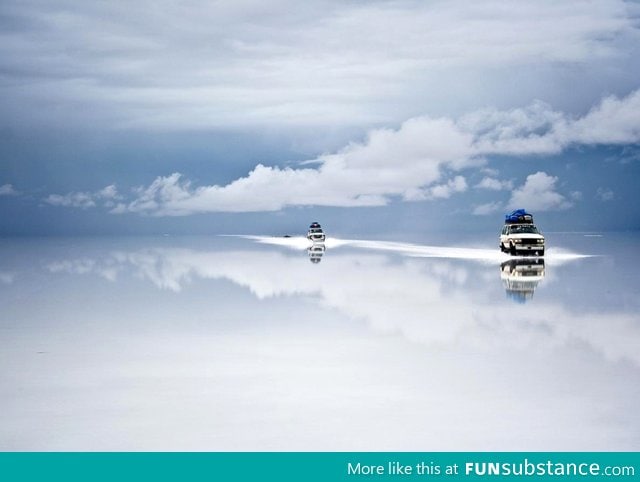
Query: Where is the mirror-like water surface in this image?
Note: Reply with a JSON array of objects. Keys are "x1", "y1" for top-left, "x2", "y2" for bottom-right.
[{"x1": 1, "y1": 233, "x2": 639, "y2": 450}]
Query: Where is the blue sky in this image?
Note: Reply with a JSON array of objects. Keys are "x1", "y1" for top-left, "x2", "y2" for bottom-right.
[{"x1": 1, "y1": 0, "x2": 639, "y2": 235}]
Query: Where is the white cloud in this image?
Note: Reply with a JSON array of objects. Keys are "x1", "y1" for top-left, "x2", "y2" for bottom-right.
[
  {"x1": 106, "y1": 89, "x2": 640, "y2": 215},
  {"x1": 462, "y1": 100, "x2": 566, "y2": 155},
  {"x1": 565, "y1": 90, "x2": 640, "y2": 144},
  {"x1": 0, "y1": 184, "x2": 18, "y2": 196},
  {"x1": 38, "y1": 90, "x2": 638, "y2": 215},
  {"x1": 473, "y1": 202, "x2": 503, "y2": 216},
  {"x1": 403, "y1": 176, "x2": 468, "y2": 202},
  {"x1": 45, "y1": 184, "x2": 121, "y2": 209},
  {"x1": 424, "y1": 176, "x2": 468, "y2": 200},
  {"x1": 508, "y1": 172, "x2": 572, "y2": 211},
  {"x1": 1, "y1": 0, "x2": 639, "y2": 129},
  {"x1": 45, "y1": 192, "x2": 96, "y2": 209},
  {"x1": 98, "y1": 184, "x2": 119, "y2": 200},
  {"x1": 480, "y1": 168, "x2": 500, "y2": 177},
  {"x1": 115, "y1": 116, "x2": 479, "y2": 215},
  {"x1": 475, "y1": 177, "x2": 513, "y2": 191},
  {"x1": 596, "y1": 187, "x2": 615, "y2": 201},
  {"x1": 464, "y1": 90, "x2": 640, "y2": 155}
]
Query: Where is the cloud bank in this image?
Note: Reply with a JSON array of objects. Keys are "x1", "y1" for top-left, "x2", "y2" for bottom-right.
[
  {"x1": 1, "y1": 0, "x2": 639, "y2": 129},
  {"x1": 45, "y1": 184, "x2": 121, "y2": 209},
  {"x1": 100, "y1": 89, "x2": 640, "y2": 216}
]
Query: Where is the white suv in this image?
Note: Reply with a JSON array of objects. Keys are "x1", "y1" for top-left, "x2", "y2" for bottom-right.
[{"x1": 500, "y1": 224, "x2": 545, "y2": 256}]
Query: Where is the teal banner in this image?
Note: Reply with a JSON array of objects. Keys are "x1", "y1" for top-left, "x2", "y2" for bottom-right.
[{"x1": 1, "y1": 453, "x2": 638, "y2": 482}]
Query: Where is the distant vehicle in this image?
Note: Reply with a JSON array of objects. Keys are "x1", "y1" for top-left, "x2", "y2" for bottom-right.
[
  {"x1": 500, "y1": 209, "x2": 545, "y2": 256},
  {"x1": 307, "y1": 222, "x2": 326, "y2": 243}
]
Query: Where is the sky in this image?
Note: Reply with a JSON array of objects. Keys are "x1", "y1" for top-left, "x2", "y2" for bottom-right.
[{"x1": 1, "y1": 0, "x2": 640, "y2": 235}]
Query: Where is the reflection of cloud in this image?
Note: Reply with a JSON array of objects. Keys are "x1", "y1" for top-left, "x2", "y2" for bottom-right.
[
  {"x1": 47, "y1": 258, "x2": 119, "y2": 282},
  {"x1": 45, "y1": 240, "x2": 639, "y2": 368},
  {"x1": 48, "y1": 259, "x2": 96, "y2": 274}
]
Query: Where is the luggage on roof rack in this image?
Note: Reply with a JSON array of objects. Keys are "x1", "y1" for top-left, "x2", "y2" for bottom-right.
[{"x1": 505, "y1": 209, "x2": 533, "y2": 224}]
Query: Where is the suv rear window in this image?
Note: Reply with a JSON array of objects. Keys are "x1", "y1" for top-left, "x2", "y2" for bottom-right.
[{"x1": 509, "y1": 225, "x2": 539, "y2": 234}]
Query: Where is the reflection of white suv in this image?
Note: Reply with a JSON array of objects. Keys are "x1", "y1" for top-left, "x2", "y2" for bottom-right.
[
  {"x1": 500, "y1": 258, "x2": 546, "y2": 302},
  {"x1": 500, "y1": 224, "x2": 545, "y2": 256}
]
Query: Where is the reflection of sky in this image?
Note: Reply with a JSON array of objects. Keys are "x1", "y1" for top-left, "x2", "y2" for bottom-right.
[{"x1": 1, "y1": 234, "x2": 639, "y2": 450}]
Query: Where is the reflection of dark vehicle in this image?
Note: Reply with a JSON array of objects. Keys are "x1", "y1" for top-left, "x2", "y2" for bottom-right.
[
  {"x1": 500, "y1": 210, "x2": 544, "y2": 256},
  {"x1": 500, "y1": 258, "x2": 545, "y2": 303},
  {"x1": 308, "y1": 244, "x2": 325, "y2": 264},
  {"x1": 307, "y1": 222, "x2": 326, "y2": 243}
]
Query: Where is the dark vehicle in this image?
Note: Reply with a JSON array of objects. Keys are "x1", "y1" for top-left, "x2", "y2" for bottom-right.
[{"x1": 307, "y1": 222, "x2": 326, "y2": 243}]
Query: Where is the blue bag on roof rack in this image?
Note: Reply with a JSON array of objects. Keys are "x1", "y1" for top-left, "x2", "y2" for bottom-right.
[{"x1": 505, "y1": 209, "x2": 533, "y2": 224}]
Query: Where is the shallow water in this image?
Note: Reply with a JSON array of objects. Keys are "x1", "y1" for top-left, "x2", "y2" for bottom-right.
[{"x1": 1, "y1": 232, "x2": 639, "y2": 450}]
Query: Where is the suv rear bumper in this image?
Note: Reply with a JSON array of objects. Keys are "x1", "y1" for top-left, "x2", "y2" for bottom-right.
[{"x1": 513, "y1": 245, "x2": 544, "y2": 255}]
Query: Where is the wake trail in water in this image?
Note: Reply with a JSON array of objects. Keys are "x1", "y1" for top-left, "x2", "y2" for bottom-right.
[{"x1": 238, "y1": 235, "x2": 592, "y2": 265}]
